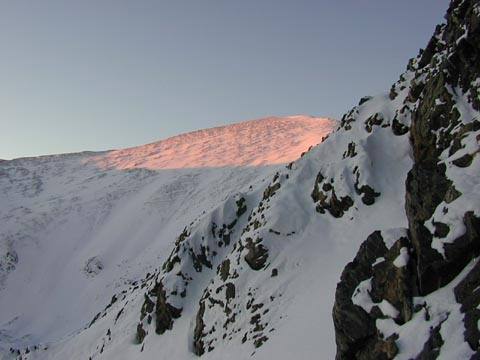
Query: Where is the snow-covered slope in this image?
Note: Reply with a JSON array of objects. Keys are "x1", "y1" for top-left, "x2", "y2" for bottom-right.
[
  {"x1": 0, "y1": 115, "x2": 334, "y2": 358},
  {"x1": 3, "y1": 78, "x2": 415, "y2": 359},
  {"x1": 88, "y1": 116, "x2": 333, "y2": 170},
  {"x1": 17, "y1": 88, "x2": 415, "y2": 360},
  {"x1": 2, "y1": 98, "x2": 412, "y2": 360}
]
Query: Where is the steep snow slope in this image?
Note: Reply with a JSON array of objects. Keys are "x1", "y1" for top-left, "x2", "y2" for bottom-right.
[
  {"x1": 1, "y1": 93, "x2": 412, "y2": 359},
  {"x1": 0, "y1": 116, "x2": 333, "y2": 357},
  {"x1": 4, "y1": 76, "x2": 418, "y2": 360},
  {"x1": 22, "y1": 91, "x2": 413, "y2": 360}
]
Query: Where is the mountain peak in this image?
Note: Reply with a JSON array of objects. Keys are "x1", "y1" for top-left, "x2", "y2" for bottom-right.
[{"x1": 87, "y1": 115, "x2": 335, "y2": 170}]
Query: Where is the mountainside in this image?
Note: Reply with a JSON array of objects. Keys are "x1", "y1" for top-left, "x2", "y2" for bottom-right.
[
  {"x1": 1, "y1": 1, "x2": 479, "y2": 359},
  {"x1": 333, "y1": 0, "x2": 480, "y2": 358},
  {"x1": 0, "y1": 116, "x2": 333, "y2": 358}
]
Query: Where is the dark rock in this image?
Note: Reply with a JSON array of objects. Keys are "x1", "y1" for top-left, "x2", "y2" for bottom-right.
[
  {"x1": 343, "y1": 142, "x2": 358, "y2": 158},
  {"x1": 359, "y1": 96, "x2": 373, "y2": 106},
  {"x1": 328, "y1": 192, "x2": 354, "y2": 218},
  {"x1": 360, "y1": 187, "x2": 379, "y2": 206},
  {"x1": 225, "y1": 282, "x2": 235, "y2": 302},
  {"x1": 354, "y1": 173, "x2": 380, "y2": 206},
  {"x1": 190, "y1": 245, "x2": 213, "y2": 272},
  {"x1": 88, "y1": 312, "x2": 101, "y2": 328},
  {"x1": 268, "y1": 228, "x2": 281, "y2": 235},
  {"x1": 452, "y1": 153, "x2": 474, "y2": 167},
  {"x1": 415, "y1": 323, "x2": 444, "y2": 360},
  {"x1": 153, "y1": 281, "x2": 182, "y2": 335},
  {"x1": 407, "y1": 81, "x2": 426, "y2": 102},
  {"x1": 454, "y1": 259, "x2": 480, "y2": 351},
  {"x1": 356, "y1": 334, "x2": 398, "y2": 360},
  {"x1": 136, "y1": 323, "x2": 147, "y2": 344},
  {"x1": 140, "y1": 294, "x2": 155, "y2": 321},
  {"x1": 236, "y1": 197, "x2": 247, "y2": 217},
  {"x1": 369, "y1": 237, "x2": 415, "y2": 323},
  {"x1": 313, "y1": 179, "x2": 354, "y2": 217},
  {"x1": 443, "y1": 211, "x2": 480, "y2": 281},
  {"x1": 406, "y1": 161, "x2": 451, "y2": 295},
  {"x1": 392, "y1": 118, "x2": 409, "y2": 136},
  {"x1": 389, "y1": 85, "x2": 398, "y2": 100},
  {"x1": 263, "y1": 182, "x2": 281, "y2": 200},
  {"x1": 333, "y1": 231, "x2": 388, "y2": 359},
  {"x1": 254, "y1": 335, "x2": 268, "y2": 348},
  {"x1": 334, "y1": 230, "x2": 415, "y2": 358},
  {"x1": 356, "y1": 184, "x2": 380, "y2": 206},
  {"x1": 244, "y1": 238, "x2": 268, "y2": 270},
  {"x1": 164, "y1": 255, "x2": 180, "y2": 273},
  {"x1": 322, "y1": 183, "x2": 333, "y2": 192},
  {"x1": 418, "y1": 31, "x2": 439, "y2": 68},
  {"x1": 364, "y1": 113, "x2": 384, "y2": 133},
  {"x1": 219, "y1": 259, "x2": 230, "y2": 281},
  {"x1": 433, "y1": 222, "x2": 450, "y2": 238},
  {"x1": 445, "y1": 184, "x2": 462, "y2": 203},
  {"x1": 311, "y1": 171, "x2": 325, "y2": 202},
  {"x1": 193, "y1": 301, "x2": 206, "y2": 356}
]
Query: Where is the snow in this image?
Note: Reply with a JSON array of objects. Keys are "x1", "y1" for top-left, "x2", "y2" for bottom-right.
[
  {"x1": 352, "y1": 278, "x2": 400, "y2": 319},
  {"x1": 86, "y1": 116, "x2": 334, "y2": 170},
  {"x1": 0, "y1": 116, "x2": 332, "y2": 355},
  {"x1": 0, "y1": 89, "x2": 413, "y2": 360},
  {"x1": 393, "y1": 247, "x2": 409, "y2": 268}
]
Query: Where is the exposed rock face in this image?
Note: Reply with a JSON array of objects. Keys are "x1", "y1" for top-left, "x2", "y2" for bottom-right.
[
  {"x1": 153, "y1": 281, "x2": 182, "y2": 335},
  {"x1": 334, "y1": 0, "x2": 480, "y2": 358},
  {"x1": 333, "y1": 230, "x2": 413, "y2": 359},
  {"x1": 193, "y1": 301, "x2": 207, "y2": 356},
  {"x1": 244, "y1": 237, "x2": 269, "y2": 270},
  {"x1": 333, "y1": 232, "x2": 388, "y2": 358},
  {"x1": 311, "y1": 171, "x2": 355, "y2": 218},
  {"x1": 406, "y1": 0, "x2": 480, "y2": 295}
]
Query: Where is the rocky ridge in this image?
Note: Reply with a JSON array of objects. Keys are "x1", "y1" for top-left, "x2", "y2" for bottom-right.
[{"x1": 333, "y1": 0, "x2": 480, "y2": 358}]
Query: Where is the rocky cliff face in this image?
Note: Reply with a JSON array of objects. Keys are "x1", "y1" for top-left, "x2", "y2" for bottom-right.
[{"x1": 333, "y1": 0, "x2": 480, "y2": 358}]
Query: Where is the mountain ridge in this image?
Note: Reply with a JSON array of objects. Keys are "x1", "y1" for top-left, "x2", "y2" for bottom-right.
[
  {"x1": 86, "y1": 115, "x2": 334, "y2": 170},
  {"x1": 2, "y1": 115, "x2": 333, "y2": 166}
]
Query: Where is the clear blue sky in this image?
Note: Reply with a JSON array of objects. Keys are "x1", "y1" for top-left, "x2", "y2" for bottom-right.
[{"x1": 1, "y1": 0, "x2": 450, "y2": 159}]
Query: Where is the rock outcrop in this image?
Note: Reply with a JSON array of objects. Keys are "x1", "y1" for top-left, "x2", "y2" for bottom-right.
[{"x1": 333, "y1": 0, "x2": 480, "y2": 358}]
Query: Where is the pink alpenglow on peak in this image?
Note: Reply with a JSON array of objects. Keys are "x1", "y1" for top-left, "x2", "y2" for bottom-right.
[{"x1": 87, "y1": 116, "x2": 335, "y2": 170}]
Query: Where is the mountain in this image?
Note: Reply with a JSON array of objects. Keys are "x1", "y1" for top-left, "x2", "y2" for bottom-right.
[
  {"x1": 1, "y1": 0, "x2": 480, "y2": 359},
  {"x1": 0, "y1": 115, "x2": 334, "y2": 358}
]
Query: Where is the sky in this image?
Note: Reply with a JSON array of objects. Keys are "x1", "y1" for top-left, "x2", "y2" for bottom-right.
[{"x1": 0, "y1": 0, "x2": 450, "y2": 159}]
